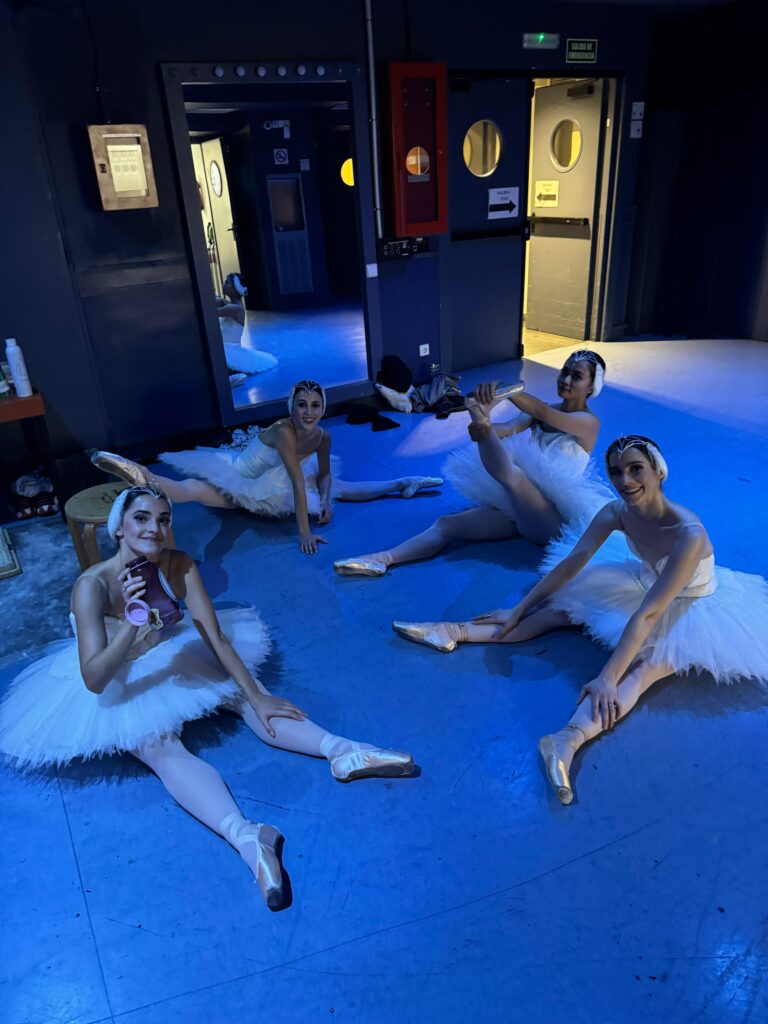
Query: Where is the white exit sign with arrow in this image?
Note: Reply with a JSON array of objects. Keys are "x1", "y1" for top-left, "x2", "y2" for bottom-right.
[
  {"x1": 534, "y1": 179, "x2": 559, "y2": 208},
  {"x1": 487, "y1": 186, "x2": 519, "y2": 220}
]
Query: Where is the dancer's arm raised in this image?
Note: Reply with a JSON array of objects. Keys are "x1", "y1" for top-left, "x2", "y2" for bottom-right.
[
  {"x1": 576, "y1": 524, "x2": 709, "y2": 728},
  {"x1": 468, "y1": 411, "x2": 532, "y2": 441},
  {"x1": 475, "y1": 381, "x2": 598, "y2": 450},
  {"x1": 315, "y1": 430, "x2": 333, "y2": 525},
  {"x1": 73, "y1": 573, "x2": 143, "y2": 693},
  {"x1": 177, "y1": 552, "x2": 307, "y2": 736},
  {"x1": 273, "y1": 422, "x2": 327, "y2": 555}
]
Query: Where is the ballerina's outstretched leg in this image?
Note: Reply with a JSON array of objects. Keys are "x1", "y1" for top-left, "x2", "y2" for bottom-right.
[
  {"x1": 539, "y1": 659, "x2": 675, "y2": 804},
  {"x1": 393, "y1": 605, "x2": 571, "y2": 652},
  {"x1": 91, "y1": 450, "x2": 235, "y2": 508},
  {"x1": 334, "y1": 505, "x2": 518, "y2": 577},
  {"x1": 232, "y1": 698, "x2": 414, "y2": 782},
  {"x1": 133, "y1": 735, "x2": 284, "y2": 906},
  {"x1": 334, "y1": 476, "x2": 443, "y2": 501}
]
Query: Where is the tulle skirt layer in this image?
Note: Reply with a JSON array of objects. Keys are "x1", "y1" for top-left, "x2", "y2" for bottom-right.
[
  {"x1": 159, "y1": 448, "x2": 342, "y2": 517},
  {"x1": 541, "y1": 530, "x2": 768, "y2": 683},
  {"x1": 443, "y1": 434, "x2": 612, "y2": 526},
  {"x1": 0, "y1": 608, "x2": 269, "y2": 768}
]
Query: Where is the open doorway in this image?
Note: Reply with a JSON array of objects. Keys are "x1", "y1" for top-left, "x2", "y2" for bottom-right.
[
  {"x1": 177, "y1": 78, "x2": 370, "y2": 414},
  {"x1": 523, "y1": 77, "x2": 616, "y2": 357}
]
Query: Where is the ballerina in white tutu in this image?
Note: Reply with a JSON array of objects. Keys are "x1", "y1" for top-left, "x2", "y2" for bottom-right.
[
  {"x1": 393, "y1": 434, "x2": 768, "y2": 803},
  {"x1": 334, "y1": 351, "x2": 610, "y2": 577},
  {"x1": 92, "y1": 379, "x2": 442, "y2": 556},
  {"x1": 0, "y1": 486, "x2": 414, "y2": 907}
]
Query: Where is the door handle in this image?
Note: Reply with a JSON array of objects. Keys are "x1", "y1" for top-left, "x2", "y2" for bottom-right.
[{"x1": 529, "y1": 215, "x2": 589, "y2": 231}]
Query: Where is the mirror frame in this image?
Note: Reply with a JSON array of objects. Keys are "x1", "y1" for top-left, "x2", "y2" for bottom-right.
[{"x1": 162, "y1": 61, "x2": 382, "y2": 426}]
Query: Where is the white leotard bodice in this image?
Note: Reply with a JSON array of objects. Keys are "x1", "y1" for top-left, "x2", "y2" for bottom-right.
[
  {"x1": 624, "y1": 534, "x2": 717, "y2": 597},
  {"x1": 530, "y1": 422, "x2": 590, "y2": 470},
  {"x1": 233, "y1": 434, "x2": 313, "y2": 479}
]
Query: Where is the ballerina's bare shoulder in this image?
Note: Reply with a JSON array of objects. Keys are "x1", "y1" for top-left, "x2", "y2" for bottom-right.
[
  {"x1": 619, "y1": 501, "x2": 713, "y2": 566},
  {"x1": 259, "y1": 419, "x2": 326, "y2": 458}
]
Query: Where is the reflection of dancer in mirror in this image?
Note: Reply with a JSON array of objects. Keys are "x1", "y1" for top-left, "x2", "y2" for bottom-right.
[
  {"x1": 216, "y1": 272, "x2": 278, "y2": 383},
  {"x1": 0, "y1": 486, "x2": 415, "y2": 909},
  {"x1": 334, "y1": 351, "x2": 609, "y2": 577},
  {"x1": 394, "y1": 436, "x2": 768, "y2": 804},
  {"x1": 92, "y1": 380, "x2": 443, "y2": 556}
]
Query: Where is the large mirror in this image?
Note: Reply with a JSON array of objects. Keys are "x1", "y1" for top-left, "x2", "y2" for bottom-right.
[{"x1": 178, "y1": 78, "x2": 370, "y2": 413}]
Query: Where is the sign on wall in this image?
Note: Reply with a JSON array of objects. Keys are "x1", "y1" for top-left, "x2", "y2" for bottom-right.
[
  {"x1": 87, "y1": 123, "x2": 159, "y2": 211},
  {"x1": 534, "y1": 180, "x2": 559, "y2": 208},
  {"x1": 487, "y1": 186, "x2": 519, "y2": 220},
  {"x1": 566, "y1": 38, "x2": 598, "y2": 64}
]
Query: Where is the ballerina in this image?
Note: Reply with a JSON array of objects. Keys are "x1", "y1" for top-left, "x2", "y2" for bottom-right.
[
  {"x1": 92, "y1": 379, "x2": 442, "y2": 556},
  {"x1": 334, "y1": 351, "x2": 610, "y2": 577},
  {"x1": 393, "y1": 434, "x2": 768, "y2": 803},
  {"x1": 0, "y1": 485, "x2": 414, "y2": 907}
]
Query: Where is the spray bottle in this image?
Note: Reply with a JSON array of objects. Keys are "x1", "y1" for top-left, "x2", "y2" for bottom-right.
[{"x1": 5, "y1": 338, "x2": 33, "y2": 397}]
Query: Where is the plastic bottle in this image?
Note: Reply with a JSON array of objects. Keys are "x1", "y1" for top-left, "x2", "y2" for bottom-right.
[{"x1": 5, "y1": 338, "x2": 32, "y2": 397}]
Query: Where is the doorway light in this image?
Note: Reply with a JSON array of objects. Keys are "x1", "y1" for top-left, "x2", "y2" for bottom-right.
[{"x1": 340, "y1": 158, "x2": 355, "y2": 187}]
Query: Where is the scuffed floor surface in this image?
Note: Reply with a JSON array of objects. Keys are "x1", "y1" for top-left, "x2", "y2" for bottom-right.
[{"x1": 2, "y1": 339, "x2": 767, "y2": 1024}]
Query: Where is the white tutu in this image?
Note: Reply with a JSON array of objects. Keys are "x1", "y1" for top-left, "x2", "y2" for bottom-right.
[
  {"x1": 541, "y1": 525, "x2": 768, "y2": 684},
  {"x1": 222, "y1": 342, "x2": 278, "y2": 375},
  {"x1": 160, "y1": 435, "x2": 341, "y2": 517},
  {"x1": 443, "y1": 426, "x2": 612, "y2": 526},
  {"x1": 0, "y1": 607, "x2": 269, "y2": 769}
]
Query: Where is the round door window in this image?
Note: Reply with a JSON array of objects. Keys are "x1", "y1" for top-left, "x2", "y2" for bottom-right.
[
  {"x1": 340, "y1": 158, "x2": 355, "y2": 187},
  {"x1": 463, "y1": 120, "x2": 502, "y2": 178},
  {"x1": 405, "y1": 146, "x2": 430, "y2": 176},
  {"x1": 550, "y1": 120, "x2": 582, "y2": 171}
]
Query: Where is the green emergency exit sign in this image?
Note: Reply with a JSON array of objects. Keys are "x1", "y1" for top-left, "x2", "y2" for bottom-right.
[{"x1": 566, "y1": 38, "x2": 598, "y2": 63}]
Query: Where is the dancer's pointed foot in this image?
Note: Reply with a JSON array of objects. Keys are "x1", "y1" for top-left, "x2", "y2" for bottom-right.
[
  {"x1": 399, "y1": 476, "x2": 444, "y2": 498},
  {"x1": 90, "y1": 450, "x2": 152, "y2": 487},
  {"x1": 392, "y1": 620, "x2": 466, "y2": 653},
  {"x1": 330, "y1": 746, "x2": 415, "y2": 782},
  {"x1": 538, "y1": 726, "x2": 584, "y2": 806},
  {"x1": 334, "y1": 555, "x2": 389, "y2": 577},
  {"x1": 220, "y1": 813, "x2": 286, "y2": 908}
]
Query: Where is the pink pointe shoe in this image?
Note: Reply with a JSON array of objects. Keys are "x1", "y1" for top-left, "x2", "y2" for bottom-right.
[
  {"x1": 90, "y1": 450, "x2": 152, "y2": 487},
  {"x1": 220, "y1": 813, "x2": 286, "y2": 908}
]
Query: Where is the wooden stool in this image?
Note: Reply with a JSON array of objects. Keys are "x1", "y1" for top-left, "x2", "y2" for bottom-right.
[{"x1": 65, "y1": 483, "x2": 128, "y2": 570}]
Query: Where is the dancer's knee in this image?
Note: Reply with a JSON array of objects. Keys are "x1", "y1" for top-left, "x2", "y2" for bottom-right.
[
  {"x1": 434, "y1": 513, "x2": 462, "y2": 540},
  {"x1": 132, "y1": 734, "x2": 185, "y2": 770}
]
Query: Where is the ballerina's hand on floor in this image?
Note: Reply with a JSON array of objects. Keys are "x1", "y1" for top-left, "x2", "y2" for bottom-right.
[
  {"x1": 299, "y1": 531, "x2": 328, "y2": 555},
  {"x1": 317, "y1": 505, "x2": 333, "y2": 525},
  {"x1": 248, "y1": 692, "x2": 307, "y2": 738},
  {"x1": 577, "y1": 676, "x2": 621, "y2": 731}
]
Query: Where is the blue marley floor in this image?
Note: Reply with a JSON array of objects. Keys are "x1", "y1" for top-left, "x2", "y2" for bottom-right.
[{"x1": 2, "y1": 339, "x2": 768, "y2": 1023}]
